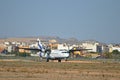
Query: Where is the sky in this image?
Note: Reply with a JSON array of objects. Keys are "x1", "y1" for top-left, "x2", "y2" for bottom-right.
[{"x1": 0, "y1": 0, "x2": 120, "y2": 43}]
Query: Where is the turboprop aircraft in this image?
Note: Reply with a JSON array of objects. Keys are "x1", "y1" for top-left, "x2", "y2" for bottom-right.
[{"x1": 18, "y1": 39, "x2": 69, "y2": 62}]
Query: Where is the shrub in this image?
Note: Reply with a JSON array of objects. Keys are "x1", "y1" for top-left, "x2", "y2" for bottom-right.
[{"x1": 15, "y1": 52, "x2": 30, "y2": 57}]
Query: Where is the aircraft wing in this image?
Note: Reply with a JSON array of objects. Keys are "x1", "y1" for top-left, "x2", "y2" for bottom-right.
[
  {"x1": 69, "y1": 49, "x2": 92, "y2": 52},
  {"x1": 18, "y1": 47, "x2": 42, "y2": 52}
]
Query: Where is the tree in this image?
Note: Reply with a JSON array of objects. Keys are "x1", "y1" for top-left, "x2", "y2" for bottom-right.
[
  {"x1": 104, "y1": 52, "x2": 112, "y2": 58},
  {"x1": 112, "y1": 50, "x2": 120, "y2": 59},
  {"x1": 112, "y1": 50, "x2": 120, "y2": 55}
]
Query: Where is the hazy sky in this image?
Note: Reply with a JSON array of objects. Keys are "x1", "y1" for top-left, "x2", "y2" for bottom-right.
[{"x1": 0, "y1": 0, "x2": 120, "y2": 43}]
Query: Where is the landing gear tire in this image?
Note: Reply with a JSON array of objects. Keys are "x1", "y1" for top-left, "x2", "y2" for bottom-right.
[
  {"x1": 46, "y1": 59, "x2": 49, "y2": 62},
  {"x1": 58, "y1": 59, "x2": 61, "y2": 62},
  {"x1": 65, "y1": 58, "x2": 68, "y2": 61}
]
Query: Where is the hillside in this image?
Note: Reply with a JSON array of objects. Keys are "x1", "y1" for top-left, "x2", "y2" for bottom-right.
[{"x1": 0, "y1": 36, "x2": 80, "y2": 44}]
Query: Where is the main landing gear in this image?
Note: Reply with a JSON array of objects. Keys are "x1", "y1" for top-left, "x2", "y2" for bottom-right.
[
  {"x1": 58, "y1": 59, "x2": 61, "y2": 62},
  {"x1": 46, "y1": 59, "x2": 61, "y2": 62}
]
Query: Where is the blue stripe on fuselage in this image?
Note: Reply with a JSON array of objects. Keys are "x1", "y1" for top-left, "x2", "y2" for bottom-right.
[{"x1": 38, "y1": 42, "x2": 42, "y2": 50}]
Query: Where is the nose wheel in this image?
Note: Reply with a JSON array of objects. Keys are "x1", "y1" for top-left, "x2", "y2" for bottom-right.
[{"x1": 58, "y1": 59, "x2": 61, "y2": 62}]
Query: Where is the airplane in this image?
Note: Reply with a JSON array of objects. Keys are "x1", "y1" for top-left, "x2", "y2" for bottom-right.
[
  {"x1": 18, "y1": 39, "x2": 69, "y2": 62},
  {"x1": 18, "y1": 39, "x2": 92, "y2": 62}
]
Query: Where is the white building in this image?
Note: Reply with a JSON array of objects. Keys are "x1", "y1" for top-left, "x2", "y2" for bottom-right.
[
  {"x1": 81, "y1": 42, "x2": 102, "y2": 53},
  {"x1": 7, "y1": 46, "x2": 13, "y2": 52},
  {"x1": 4, "y1": 42, "x2": 10, "y2": 45},
  {"x1": 102, "y1": 45, "x2": 109, "y2": 53},
  {"x1": 29, "y1": 43, "x2": 38, "y2": 48},
  {"x1": 108, "y1": 44, "x2": 120, "y2": 52},
  {"x1": 112, "y1": 47, "x2": 120, "y2": 52},
  {"x1": 57, "y1": 43, "x2": 69, "y2": 50}
]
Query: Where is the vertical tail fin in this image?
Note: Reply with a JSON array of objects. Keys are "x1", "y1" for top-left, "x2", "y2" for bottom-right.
[{"x1": 37, "y1": 38, "x2": 45, "y2": 52}]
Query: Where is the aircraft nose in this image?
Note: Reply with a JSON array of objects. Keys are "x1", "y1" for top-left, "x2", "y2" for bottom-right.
[{"x1": 65, "y1": 53, "x2": 69, "y2": 57}]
